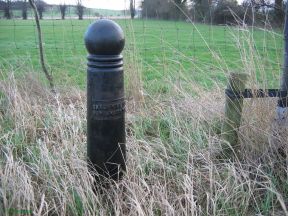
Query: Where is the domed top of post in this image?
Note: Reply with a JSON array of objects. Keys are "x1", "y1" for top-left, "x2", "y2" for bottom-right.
[{"x1": 84, "y1": 19, "x2": 125, "y2": 56}]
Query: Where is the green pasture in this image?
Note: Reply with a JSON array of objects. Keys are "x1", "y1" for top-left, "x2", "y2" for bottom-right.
[
  {"x1": 0, "y1": 18, "x2": 284, "y2": 92},
  {"x1": 0, "y1": 7, "x2": 123, "y2": 18}
]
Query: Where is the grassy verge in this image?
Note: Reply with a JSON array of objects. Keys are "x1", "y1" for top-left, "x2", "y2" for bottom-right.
[
  {"x1": 0, "y1": 19, "x2": 287, "y2": 215},
  {"x1": 0, "y1": 66, "x2": 287, "y2": 215}
]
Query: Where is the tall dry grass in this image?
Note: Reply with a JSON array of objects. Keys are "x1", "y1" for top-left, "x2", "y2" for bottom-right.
[{"x1": 0, "y1": 73, "x2": 287, "y2": 215}]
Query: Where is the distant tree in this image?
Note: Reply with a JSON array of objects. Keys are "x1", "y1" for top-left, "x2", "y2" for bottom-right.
[
  {"x1": 171, "y1": 0, "x2": 188, "y2": 20},
  {"x1": 242, "y1": 0, "x2": 284, "y2": 26},
  {"x1": 59, "y1": 4, "x2": 67, "y2": 19},
  {"x1": 274, "y1": 0, "x2": 284, "y2": 25},
  {"x1": 141, "y1": 0, "x2": 169, "y2": 19},
  {"x1": 4, "y1": 0, "x2": 12, "y2": 19},
  {"x1": 141, "y1": 0, "x2": 188, "y2": 20},
  {"x1": 130, "y1": 0, "x2": 136, "y2": 19},
  {"x1": 35, "y1": 0, "x2": 46, "y2": 19},
  {"x1": 212, "y1": 0, "x2": 244, "y2": 24},
  {"x1": 76, "y1": 0, "x2": 84, "y2": 20},
  {"x1": 190, "y1": 0, "x2": 212, "y2": 23},
  {"x1": 22, "y1": 0, "x2": 28, "y2": 19}
]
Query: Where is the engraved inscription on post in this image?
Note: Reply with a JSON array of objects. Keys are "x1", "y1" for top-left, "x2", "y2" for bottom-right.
[{"x1": 91, "y1": 98, "x2": 125, "y2": 120}]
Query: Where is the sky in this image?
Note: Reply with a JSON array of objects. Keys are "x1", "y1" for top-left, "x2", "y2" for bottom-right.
[{"x1": 44, "y1": 0, "x2": 142, "y2": 10}]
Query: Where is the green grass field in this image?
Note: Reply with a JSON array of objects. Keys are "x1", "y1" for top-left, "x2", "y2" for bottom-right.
[
  {"x1": 0, "y1": 19, "x2": 283, "y2": 92},
  {"x1": 0, "y1": 7, "x2": 124, "y2": 18}
]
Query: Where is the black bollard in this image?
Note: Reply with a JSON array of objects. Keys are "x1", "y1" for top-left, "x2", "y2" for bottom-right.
[{"x1": 84, "y1": 19, "x2": 126, "y2": 181}]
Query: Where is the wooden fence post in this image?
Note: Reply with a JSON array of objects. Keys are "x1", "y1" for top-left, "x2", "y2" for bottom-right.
[{"x1": 222, "y1": 72, "x2": 248, "y2": 156}]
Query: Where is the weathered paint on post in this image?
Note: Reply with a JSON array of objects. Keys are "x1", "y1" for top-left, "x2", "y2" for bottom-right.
[
  {"x1": 222, "y1": 72, "x2": 248, "y2": 156},
  {"x1": 84, "y1": 19, "x2": 126, "y2": 181}
]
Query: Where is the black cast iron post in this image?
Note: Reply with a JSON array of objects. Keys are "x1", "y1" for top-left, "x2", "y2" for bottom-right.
[{"x1": 84, "y1": 19, "x2": 126, "y2": 181}]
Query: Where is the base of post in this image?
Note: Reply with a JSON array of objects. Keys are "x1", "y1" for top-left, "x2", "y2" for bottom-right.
[{"x1": 275, "y1": 106, "x2": 288, "y2": 126}]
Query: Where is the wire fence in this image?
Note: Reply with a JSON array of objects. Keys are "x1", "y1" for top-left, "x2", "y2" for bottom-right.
[{"x1": 0, "y1": 7, "x2": 284, "y2": 89}]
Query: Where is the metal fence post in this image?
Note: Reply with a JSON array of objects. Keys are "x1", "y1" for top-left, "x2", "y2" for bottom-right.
[
  {"x1": 276, "y1": 3, "x2": 288, "y2": 125},
  {"x1": 84, "y1": 19, "x2": 126, "y2": 181}
]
